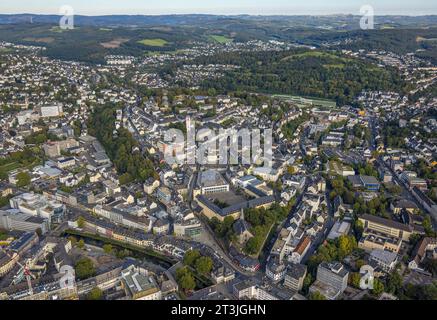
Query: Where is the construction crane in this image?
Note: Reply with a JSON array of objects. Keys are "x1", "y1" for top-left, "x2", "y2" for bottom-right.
[
  {"x1": 22, "y1": 262, "x2": 34, "y2": 296},
  {"x1": 0, "y1": 247, "x2": 34, "y2": 296}
]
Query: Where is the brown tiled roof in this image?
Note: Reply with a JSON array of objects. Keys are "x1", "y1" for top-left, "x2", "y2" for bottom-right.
[{"x1": 295, "y1": 236, "x2": 311, "y2": 255}]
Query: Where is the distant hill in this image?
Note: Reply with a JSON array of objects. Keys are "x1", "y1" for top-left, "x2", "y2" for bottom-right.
[
  {"x1": 0, "y1": 14, "x2": 436, "y2": 64},
  {"x1": 1, "y1": 14, "x2": 437, "y2": 29}
]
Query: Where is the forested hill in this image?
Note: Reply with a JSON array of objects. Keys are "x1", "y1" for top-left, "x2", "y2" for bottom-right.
[
  {"x1": 306, "y1": 28, "x2": 437, "y2": 65},
  {"x1": 0, "y1": 17, "x2": 437, "y2": 64},
  {"x1": 194, "y1": 50, "x2": 406, "y2": 105},
  {"x1": 1, "y1": 14, "x2": 437, "y2": 28}
]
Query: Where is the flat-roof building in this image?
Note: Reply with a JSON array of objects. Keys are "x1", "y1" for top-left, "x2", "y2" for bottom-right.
[
  {"x1": 0, "y1": 210, "x2": 49, "y2": 235},
  {"x1": 121, "y1": 265, "x2": 162, "y2": 300},
  {"x1": 196, "y1": 170, "x2": 230, "y2": 195},
  {"x1": 309, "y1": 262, "x2": 349, "y2": 300}
]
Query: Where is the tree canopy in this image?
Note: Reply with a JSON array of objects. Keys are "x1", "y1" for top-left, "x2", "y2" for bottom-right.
[
  {"x1": 88, "y1": 104, "x2": 158, "y2": 184},
  {"x1": 175, "y1": 267, "x2": 196, "y2": 293},
  {"x1": 75, "y1": 257, "x2": 96, "y2": 280}
]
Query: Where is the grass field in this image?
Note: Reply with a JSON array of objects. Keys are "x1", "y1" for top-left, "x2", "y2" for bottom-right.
[
  {"x1": 209, "y1": 35, "x2": 233, "y2": 44},
  {"x1": 272, "y1": 94, "x2": 337, "y2": 108},
  {"x1": 137, "y1": 38, "x2": 168, "y2": 47},
  {"x1": 0, "y1": 162, "x2": 21, "y2": 173},
  {"x1": 0, "y1": 157, "x2": 41, "y2": 175},
  {"x1": 282, "y1": 51, "x2": 353, "y2": 63}
]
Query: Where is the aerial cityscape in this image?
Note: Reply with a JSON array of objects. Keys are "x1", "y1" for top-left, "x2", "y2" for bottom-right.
[{"x1": 0, "y1": 0, "x2": 436, "y2": 304}]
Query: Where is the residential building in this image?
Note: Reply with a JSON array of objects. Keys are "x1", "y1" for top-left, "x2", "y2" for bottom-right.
[
  {"x1": 266, "y1": 258, "x2": 286, "y2": 282},
  {"x1": 284, "y1": 263, "x2": 307, "y2": 292},
  {"x1": 290, "y1": 236, "x2": 311, "y2": 264},
  {"x1": 409, "y1": 237, "x2": 437, "y2": 270},
  {"x1": 144, "y1": 178, "x2": 160, "y2": 195},
  {"x1": 0, "y1": 251, "x2": 18, "y2": 277}
]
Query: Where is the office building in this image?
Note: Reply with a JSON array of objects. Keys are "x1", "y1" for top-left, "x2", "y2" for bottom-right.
[{"x1": 309, "y1": 262, "x2": 349, "y2": 300}]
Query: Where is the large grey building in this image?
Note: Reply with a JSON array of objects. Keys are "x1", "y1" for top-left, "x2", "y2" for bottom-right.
[
  {"x1": 0, "y1": 210, "x2": 49, "y2": 234},
  {"x1": 310, "y1": 261, "x2": 349, "y2": 300}
]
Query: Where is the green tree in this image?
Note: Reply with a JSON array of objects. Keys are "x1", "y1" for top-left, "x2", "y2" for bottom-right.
[
  {"x1": 245, "y1": 236, "x2": 261, "y2": 255},
  {"x1": 175, "y1": 267, "x2": 196, "y2": 293},
  {"x1": 371, "y1": 279, "x2": 385, "y2": 296},
  {"x1": 119, "y1": 172, "x2": 133, "y2": 185},
  {"x1": 103, "y1": 244, "x2": 113, "y2": 254},
  {"x1": 423, "y1": 216, "x2": 435, "y2": 236},
  {"x1": 387, "y1": 270, "x2": 403, "y2": 294},
  {"x1": 68, "y1": 236, "x2": 77, "y2": 246},
  {"x1": 409, "y1": 234, "x2": 422, "y2": 247},
  {"x1": 183, "y1": 250, "x2": 201, "y2": 267},
  {"x1": 195, "y1": 256, "x2": 213, "y2": 275},
  {"x1": 287, "y1": 166, "x2": 295, "y2": 175},
  {"x1": 75, "y1": 258, "x2": 96, "y2": 280},
  {"x1": 338, "y1": 235, "x2": 357, "y2": 259},
  {"x1": 354, "y1": 220, "x2": 364, "y2": 239},
  {"x1": 77, "y1": 216, "x2": 85, "y2": 228},
  {"x1": 355, "y1": 259, "x2": 366, "y2": 270},
  {"x1": 349, "y1": 272, "x2": 362, "y2": 289},
  {"x1": 86, "y1": 287, "x2": 103, "y2": 300},
  {"x1": 302, "y1": 273, "x2": 313, "y2": 294},
  {"x1": 179, "y1": 273, "x2": 196, "y2": 293},
  {"x1": 116, "y1": 249, "x2": 132, "y2": 259},
  {"x1": 77, "y1": 239, "x2": 85, "y2": 249},
  {"x1": 0, "y1": 196, "x2": 9, "y2": 208},
  {"x1": 0, "y1": 169, "x2": 7, "y2": 181},
  {"x1": 16, "y1": 172, "x2": 31, "y2": 188},
  {"x1": 403, "y1": 283, "x2": 437, "y2": 300},
  {"x1": 309, "y1": 291, "x2": 326, "y2": 300}
]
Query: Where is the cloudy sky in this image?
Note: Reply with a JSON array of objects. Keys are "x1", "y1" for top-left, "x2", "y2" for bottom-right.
[{"x1": 1, "y1": 0, "x2": 436, "y2": 15}]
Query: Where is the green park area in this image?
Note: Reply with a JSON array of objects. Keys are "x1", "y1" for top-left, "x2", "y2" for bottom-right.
[
  {"x1": 209, "y1": 35, "x2": 233, "y2": 44},
  {"x1": 137, "y1": 38, "x2": 168, "y2": 47}
]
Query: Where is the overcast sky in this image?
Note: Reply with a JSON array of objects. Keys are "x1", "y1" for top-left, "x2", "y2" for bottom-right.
[{"x1": 1, "y1": 0, "x2": 436, "y2": 16}]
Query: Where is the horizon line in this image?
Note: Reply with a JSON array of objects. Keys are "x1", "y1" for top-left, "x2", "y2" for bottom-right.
[{"x1": 2, "y1": 12, "x2": 437, "y2": 17}]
